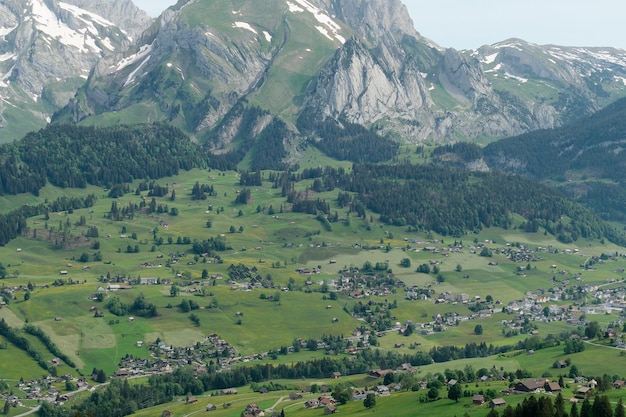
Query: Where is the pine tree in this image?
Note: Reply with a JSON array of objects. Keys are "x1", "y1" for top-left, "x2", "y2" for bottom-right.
[
  {"x1": 615, "y1": 398, "x2": 625, "y2": 417},
  {"x1": 554, "y1": 392, "x2": 566, "y2": 417},
  {"x1": 581, "y1": 398, "x2": 592, "y2": 417},
  {"x1": 592, "y1": 395, "x2": 613, "y2": 417}
]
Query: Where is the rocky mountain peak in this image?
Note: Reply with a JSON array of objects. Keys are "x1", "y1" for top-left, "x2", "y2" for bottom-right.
[{"x1": 0, "y1": 0, "x2": 151, "y2": 141}]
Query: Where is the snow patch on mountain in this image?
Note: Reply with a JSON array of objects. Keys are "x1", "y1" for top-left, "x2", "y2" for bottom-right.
[
  {"x1": 115, "y1": 43, "x2": 153, "y2": 72},
  {"x1": 291, "y1": 0, "x2": 345, "y2": 44},
  {"x1": 124, "y1": 54, "x2": 151, "y2": 87},
  {"x1": 482, "y1": 52, "x2": 498, "y2": 64},
  {"x1": 233, "y1": 21, "x2": 257, "y2": 35},
  {"x1": 504, "y1": 72, "x2": 528, "y2": 83},
  {"x1": 58, "y1": 2, "x2": 115, "y2": 29},
  {"x1": 0, "y1": 23, "x2": 17, "y2": 38},
  {"x1": 28, "y1": 0, "x2": 117, "y2": 54},
  {"x1": 286, "y1": 2, "x2": 304, "y2": 13},
  {"x1": 0, "y1": 53, "x2": 15, "y2": 62}
]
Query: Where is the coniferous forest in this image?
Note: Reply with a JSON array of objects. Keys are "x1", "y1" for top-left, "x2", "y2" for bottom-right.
[{"x1": 0, "y1": 123, "x2": 206, "y2": 195}]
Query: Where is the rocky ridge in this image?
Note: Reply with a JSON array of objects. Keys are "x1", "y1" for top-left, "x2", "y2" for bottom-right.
[
  {"x1": 0, "y1": 0, "x2": 151, "y2": 141},
  {"x1": 7, "y1": 0, "x2": 626, "y2": 149}
]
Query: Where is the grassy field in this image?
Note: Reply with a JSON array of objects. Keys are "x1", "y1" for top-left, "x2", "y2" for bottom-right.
[{"x1": 1, "y1": 167, "x2": 626, "y2": 413}]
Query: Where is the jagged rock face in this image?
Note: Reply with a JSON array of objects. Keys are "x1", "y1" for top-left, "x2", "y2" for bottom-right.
[
  {"x1": 302, "y1": 38, "x2": 434, "y2": 139},
  {"x1": 63, "y1": 0, "x2": 152, "y2": 40},
  {"x1": 328, "y1": 0, "x2": 418, "y2": 43},
  {"x1": 56, "y1": 0, "x2": 352, "y2": 140},
  {"x1": 0, "y1": 0, "x2": 151, "y2": 141},
  {"x1": 52, "y1": 0, "x2": 626, "y2": 147}
]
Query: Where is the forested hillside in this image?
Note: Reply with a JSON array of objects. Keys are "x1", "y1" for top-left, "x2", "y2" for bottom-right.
[
  {"x1": 483, "y1": 97, "x2": 626, "y2": 181},
  {"x1": 0, "y1": 124, "x2": 207, "y2": 196},
  {"x1": 322, "y1": 163, "x2": 626, "y2": 245}
]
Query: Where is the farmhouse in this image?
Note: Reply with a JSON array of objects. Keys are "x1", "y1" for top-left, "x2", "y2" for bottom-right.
[
  {"x1": 473, "y1": 395, "x2": 485, "y2": 405},
  {"x1": 546, "y1": 382, "x2": 562, "y2": 392},
  {"x1": 490, "y1": 398, "x2": 507, "y2": 408},
  {"x1": 576, "y1": 386, "x2": 592, "y2": 397},
  {"x1": 514, "y1": 378, "x2": 546, "y2": 393},
  {"x1": 324, "y1": 404, "x2": 337, "y2": 414}
]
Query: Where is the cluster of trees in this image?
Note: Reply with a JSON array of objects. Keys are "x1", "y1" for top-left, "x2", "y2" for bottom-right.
[
  {"x1": 106, "y1": 294, "x2": 158, "y2": 318},
  {"x1": 190, "y1": 236, "x2": 230, "y2": 256},
  {"x1": 206, "y1": 106, "x2": 288, "y2": 171},
  {"x1": 483, "y1": 394, "x2": 622, "y2": 417},
  {"x1": 191, "y1": 181, "x2": 216, "y2": 200},
  {"x1": 288, "y1": 190, "x2": 330, "y2": 215},
  {"x1": 0, "y1": 194, "x2": 96, "y2": 247},
  {"x1": 297, "y1": 114, "x2": 399, "y2": 163}
]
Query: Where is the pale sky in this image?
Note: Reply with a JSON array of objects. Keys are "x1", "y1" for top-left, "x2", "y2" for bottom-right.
[{"x1": 132, "y1": 0, "x2": 625, "y2": 50}]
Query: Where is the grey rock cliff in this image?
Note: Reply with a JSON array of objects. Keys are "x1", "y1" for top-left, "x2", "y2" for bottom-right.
[{"x1": 0, "y1": 0, "x2": 151, "y2": 140}]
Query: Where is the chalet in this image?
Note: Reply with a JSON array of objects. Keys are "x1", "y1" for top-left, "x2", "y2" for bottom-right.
[
  {"x1": 490, "y1": 398, "x2": 507, "y2": 408},
  {"x1": 473, "y1": 394, "x2": 485, "y2": 405},
  {"x1": 397, "y1": 363, "x2": 416, "y2": 374},
  {"x1": 304, "y1": 399, "x2": 320, "y2": 408},
  {"x1": 205, "y1": 404, "x2": 217, "y2": 411},
  {"x1": 546, "y1": 382, "x2": 562, "y2": 392},
  {"x1": 351, "y1": 389, "x2": 368, "y2": 400},
  {"x1": 59, "y1": 393, "x2": 74, "y2": 401},
  {"x1": 140, "y1": 277, "x2": 158, "y2": 285},
  {"x1": 375, "y1": 385, "x2": 390, "y2": 396},
  {"x1": 107, "y1": 284, "x2": 132, "y2": 291},
  {"x1": 319, "y1": 396, "x2": 335, "y2": 406},
  {"x1": 576, "y1": 386, "x2": 592, "y2": 397},
  {"x1": 186, "y1": 396, "x2": 198, "y2": 404},
  {"x1": 331, "y1": 372, "x2": 342, "y2": 379},
  {"x1": 324, "y1": 404, "x2": 337, "y2": 415},
  {"x1": 556, "y1": 360, "x2": 568, "y2": 368},
  {"x1": 514, "y1": 378, "x2": 546, "y2": 393},
  {"x1": 369, "y1": 369, "x2": 393, "y2": 378},
  {"x1": 161, "y1": 411, "x2": 173, "y2": 417},
  {"x1": 614, "y1": 380, "x2": 626, "y2": 389},
  {"x1": 289, "y1": 393, "x2": 303, "y2": 400}
]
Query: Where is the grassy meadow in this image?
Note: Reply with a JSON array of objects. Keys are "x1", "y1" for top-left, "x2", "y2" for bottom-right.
[{"x1": 1, "y1": 167, "x2": 626, "y2": 416}]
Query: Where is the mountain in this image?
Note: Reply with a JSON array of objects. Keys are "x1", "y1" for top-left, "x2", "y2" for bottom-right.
[
  {"x1": 434, "y1": 96, "x2": 626, "y2": 222},
  {"x1": 25, "y1": 0, "x2": 626, "y2": 155},
  {"x1": 0, "y1": 0, "x2": 152, "y2": 141}
]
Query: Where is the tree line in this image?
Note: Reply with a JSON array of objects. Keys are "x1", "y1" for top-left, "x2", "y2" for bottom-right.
[{"x1": 315, "y1": 162, "x2": 626, "y2": 245}]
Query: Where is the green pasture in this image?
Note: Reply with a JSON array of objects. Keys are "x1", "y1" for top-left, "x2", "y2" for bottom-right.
[
  {"x1": 2, "y1": 167, "x2": 626, "y2": 389},
  {"x1": 0, "y1": 336, "x2": 49, "y2": 381}
]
